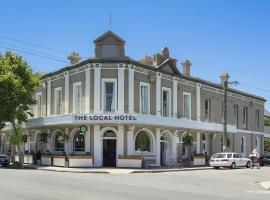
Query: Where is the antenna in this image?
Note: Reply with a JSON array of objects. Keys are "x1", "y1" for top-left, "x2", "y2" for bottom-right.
[{"x1": 109, "y1": 13, "x2": 112, "y2": 30}]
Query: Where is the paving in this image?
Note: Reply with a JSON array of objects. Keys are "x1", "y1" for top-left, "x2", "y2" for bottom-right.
[
  {"x1": 0, "y1": 166, "x2": 270, "y2": 200},
  {"x1": 25, "y1": 165, "x2": 213, "y2": 174}
]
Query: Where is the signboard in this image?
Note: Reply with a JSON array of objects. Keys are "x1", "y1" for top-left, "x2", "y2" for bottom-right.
[{"x1": 74, "y1": 114, "x2": 137, "y2": 121}]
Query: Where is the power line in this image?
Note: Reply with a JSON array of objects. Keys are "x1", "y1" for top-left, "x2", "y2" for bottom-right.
[
  {"x1": 236, "y1": 82, "x2": 270, "y2": 94},
  {"x1": 0, "y1": 45, "x2": 69, "y2": 63},
  {"x1": 0, "y1": 35, "x2": 70, "y2": 55},
  {"x1": 0, "y1": 41, "x2": 67, "y2": 61}
]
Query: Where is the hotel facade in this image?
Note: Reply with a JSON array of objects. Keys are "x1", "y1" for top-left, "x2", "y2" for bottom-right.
[{"x1": 0, "y1": 31, "x2": 266, "y2": 168}]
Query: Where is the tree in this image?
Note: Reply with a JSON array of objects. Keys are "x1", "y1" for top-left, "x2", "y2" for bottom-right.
[
  {"x1": 136, "y1": 131, "x2": 149, "y2": 168},
  {"x1": 0, "y1": 51, "x2": 40, "y2": 166},
  {"x1": 9, "y1": 126, "x2": 25, "y2": 167},
  {"x1": 264, "y1": 137, "x2": 270, "y2": 152},
  {"x1": 61, "y1": 132, "x2": 70, "y2": 167},
  {"x1": 39, "y1": 132, "x2": 49, "y2": 154},
  {"x1": 182, "y1": 131, "x2": 193, "y2": 160}
]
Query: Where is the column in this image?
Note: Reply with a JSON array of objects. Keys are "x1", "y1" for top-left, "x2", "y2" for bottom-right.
[
  {"x1": 64, "y1": 128, "x2": 69, "y2": 154},
  {"x1": 117, "y1": 64, "x2": 125, "y2": 113},
  {"x1": 128, "y1": 65, "x2": 134, "y2": 113},
  {"x1": 85, "y1": 65, "x2": 91, "y2": 113},
  {"x1": 117, "y1": 126, "x2": 124, "y2": 158},
  {"x1": 93, "y1": 125, "x2": 102, "y2": 167},
  {"x1": 47, "y1": 78, "x2": 51, "y2": 116},
  {"x1": 64, "y1": 72, "x2": 69, "y2": 114},
  {"x1": 127, "y1": 126, "x2": 135, "y2": 155},
  {"x1": 196, "y1": 132, "x2": 201, "y2": 154},
  {"x1": 156, "y1": 128, "x2": 161, "y2": 166},
  {"x1": 156, "y1": 72, "x2": 161, "y2": 116},
  {"x1": 196, "y1": 83, "x2": 201, "y2": 121},
  {"x1": 93, "y1": 64, "x2": 101, "y2": 113},
  {"x1": 172, "y1": 130, "x2": 178, "y2": 161},
  {"x1": 173, "y1": 77, "x2": 178, "y2": 118},
  {"x1": 85, "y1": 125, "x2": 91, "y2": 152}
]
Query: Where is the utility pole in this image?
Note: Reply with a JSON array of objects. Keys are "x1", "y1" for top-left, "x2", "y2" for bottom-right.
[{"x1": 220, "y1": 73, "x2": 238, "y2": 152}]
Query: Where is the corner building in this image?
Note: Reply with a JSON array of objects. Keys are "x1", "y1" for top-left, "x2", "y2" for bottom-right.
[{"x1": 0, "y1": 31, "x2": 266, "y2": 168}]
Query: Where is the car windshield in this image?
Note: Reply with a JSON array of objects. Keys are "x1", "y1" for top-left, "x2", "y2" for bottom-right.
[{"x1": 212, "y1": 154, "x2": 226, "y2": 158}]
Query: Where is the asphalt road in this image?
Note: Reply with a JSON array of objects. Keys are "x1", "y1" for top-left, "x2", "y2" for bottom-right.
[{"x1": 0, "y1": 167, "x2": 270, "y2": 200}]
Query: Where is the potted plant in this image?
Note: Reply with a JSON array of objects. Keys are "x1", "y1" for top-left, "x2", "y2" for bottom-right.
[
  {"x1": 136, "y1": 131, "x2": 148, "y2": 168},
  {"x1": 182, "y1": 131, "x2": 193, "y2": 166}
]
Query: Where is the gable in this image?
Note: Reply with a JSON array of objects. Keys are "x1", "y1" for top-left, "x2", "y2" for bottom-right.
[{"x1": 160, "y1": 64, "x2": 175, "y2": 75}]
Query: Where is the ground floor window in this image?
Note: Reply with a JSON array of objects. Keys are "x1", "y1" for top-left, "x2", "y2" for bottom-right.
[
  {"x1": 73, "y1": 132, "x2": 85, "y2": 152},
  {"x1": 135, "y1": 131, "x2": 150, "y2": 152},
  {"x1": 241, "y1": 137, "x2": 245, "y2": 154},
  {"x1": 55, "y1": 132, "x2": 64, "y2": 152}
]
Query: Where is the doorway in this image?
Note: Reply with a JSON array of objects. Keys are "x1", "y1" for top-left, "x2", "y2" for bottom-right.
[
  {"x1": 102, "y1": 130, "x2": 117, "y2": 167},
  {"x1": 160, "y1": 141, "x2": 167, "y2": 166}
]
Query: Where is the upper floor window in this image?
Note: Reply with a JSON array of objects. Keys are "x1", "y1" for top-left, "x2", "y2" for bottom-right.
[
  {"x1": 162, "y1": 88, "x2": 171, "y2": 117},
  {"x1": 73, "y1": 82, "x2": 82, "y2": 113},
  {"x1": 183, "y1": 92, "x2": 191, "y2": 119},
  {"x1": 54, "y1": 87, "x2": 62, "y2": 115},
  {"x1": 102, "y1": 79, "x2": 117, "y2": 112},
  {"x1": 36, "y1": 93, "x2": 42, "y2": 117},
  {"x1": 234, "y1": 104, "x2": 239, "y2": 128},
  {"x1": 243, "y1": 107, "x2": 248, "y2": 129},
  {"x1": 140, "y1": 83, "x2": 150, "y2": 114},
  {"x1": 255, "y1": 109, "x2": 260, "y2": 128},
  {"x1": 204, "y1": 99, "x2": 211, "y2": 121}
]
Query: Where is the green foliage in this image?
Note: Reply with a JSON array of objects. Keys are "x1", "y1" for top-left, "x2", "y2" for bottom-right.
[
  {"x1": 62, "y1": 132, "x2": 70, "y2": 143},
  {"x1": 0, "y1": 51, "x2": 40, "y2": 129},
  {"x1": 7, "y1": 161, "x2": 22, "y2": 169},
  {"x1": 39, "y1": 132, "x2": 49, "y2": 144},
  {"x1": 264, "y1": 137, "x2": 270, "y2": 152},
  {"x1": 136, "y1": 131, "x2": 149, "y2": 151},
  {"x1": 264, "y1": 117, "x2": 270, "y2": 126},
  {"x1": 9, "y1": 126, "x2": 24, "y2": 145},
  {"x1": 182, "y1": 132, "x2": 193, "y2": 147}
]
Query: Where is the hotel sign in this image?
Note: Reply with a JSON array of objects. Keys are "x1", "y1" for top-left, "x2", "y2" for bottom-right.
[{"x1": 74, "y1": 114, "x2": 137, "y2": 121}]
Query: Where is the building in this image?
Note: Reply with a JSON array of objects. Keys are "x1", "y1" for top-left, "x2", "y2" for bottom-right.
[{"x1": 0, "y1": 31, "x2": 266, "y2": 168}]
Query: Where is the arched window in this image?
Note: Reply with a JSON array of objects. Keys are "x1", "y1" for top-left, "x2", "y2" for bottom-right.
[
  {"x1": 135, "y1": 131, "x2": 150, "y2": 152},
  {"x1": 73, "y1": 132, "x2": 85, "y2": 152},
  {"x1": 240, "y1": 137, "x2": 245, "y2": 154},
  {"x1": 55, "y1": 132, "x2": 64, "y2": 151}
]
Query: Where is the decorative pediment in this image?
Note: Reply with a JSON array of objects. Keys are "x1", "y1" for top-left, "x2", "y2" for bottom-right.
[
  {"x1": 157, "y1": 59, "x2": 180, "y2": 75},
  {"x1": 94, "y1": 31, "x2": 126, "y2": 59},
  {"x1": 94, "y1": 31, "x2": 125, "y2": 44}
]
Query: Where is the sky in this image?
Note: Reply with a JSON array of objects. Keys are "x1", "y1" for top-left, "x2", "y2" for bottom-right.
[{"x1": 1, "y1": 0, "x2": 270, "y2": 110}]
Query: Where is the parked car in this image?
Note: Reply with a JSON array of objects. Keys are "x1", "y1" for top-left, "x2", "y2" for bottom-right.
[
  {"x1": 210, "y1": 152, "x2": 250, "y2": 169},
  {"x1": 0, "y1": 154, "x2": 10, "y2": 167},
  {"x1": 260, "y1": 154, "x2": 270, "y2": 166}
]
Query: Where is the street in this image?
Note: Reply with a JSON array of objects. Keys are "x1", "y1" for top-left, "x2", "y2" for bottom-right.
[{"x1": 0, "y1": 167, "x2": 270, "y2": 200}]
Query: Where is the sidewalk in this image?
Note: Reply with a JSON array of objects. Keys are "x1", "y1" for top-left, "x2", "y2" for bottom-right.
[{"x1": 24, "y1": 165, "x2": 212, "y2": 174}]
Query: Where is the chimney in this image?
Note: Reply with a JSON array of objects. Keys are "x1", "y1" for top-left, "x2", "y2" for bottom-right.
[
  {"x1": 181, "y1": 59, "x2": 192, "y2": 76},
  {"x1": 219, "y1": 73, "x2": 230, "y2": 85},
  {"x1": 68, "y1": 52, "x2": 81, "y2": 65}
]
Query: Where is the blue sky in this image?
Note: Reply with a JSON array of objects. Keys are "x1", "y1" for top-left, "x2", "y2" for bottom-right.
[{"x1": 1, "y1": 0, "x2": 270, "y2": 109}]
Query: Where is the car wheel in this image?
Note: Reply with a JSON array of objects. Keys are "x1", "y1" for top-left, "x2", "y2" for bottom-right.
[
  {"x1": 246, "y1": 161, "x2": 250, "y2": 168},
  {"x1": 214, "y1": 167, "x2": 220, "y2": 169},
  {"x1": 231, "y1": 162, "x2": 236, "y2": 169}
]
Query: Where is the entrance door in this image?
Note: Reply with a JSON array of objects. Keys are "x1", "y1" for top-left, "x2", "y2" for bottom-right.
[
  {"x1": 103, "y1": 139, "x2": 116, "y2": 167},
  {"x1": 160, "y1": 142, "x2": 166, "y2": 166}
]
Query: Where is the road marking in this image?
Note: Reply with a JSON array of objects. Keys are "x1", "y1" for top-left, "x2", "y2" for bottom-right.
[{"x1": 246, "y1": 190, "x2": 270, "y2": 195}]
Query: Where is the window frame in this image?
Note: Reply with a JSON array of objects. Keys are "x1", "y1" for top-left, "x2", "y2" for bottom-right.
[
  {"x1": 162, "y1": 87, "x2": 171, "y2": 117},
  {"x1": 139, "y1": 82, "x2": 150, "y2": 115},
  {"x1": 102, "y1": 78, "x2": 117, "y2": 113},
  {"x1": 36, "y1": 92, "x2": 42, "y2": 117},
  {"x1": 243, "y1": 107, "x2": 248, "y2": 129},
  {"x1": 54, "y1": 87, "x2": 62, "y2": 115},
  {"x1": 183, "y1": 92, "x2": 191, "y2": 119},
  {"x1": 204, "y1": 98, "x2": 211, "y2": 121},
  {"x1": 73, "y1": 81, "x2": 82, "y2": 114}
]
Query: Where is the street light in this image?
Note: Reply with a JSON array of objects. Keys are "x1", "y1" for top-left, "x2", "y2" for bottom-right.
[{"x1": 220, "y1": 73, "x2": 239, "y2": 152}]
